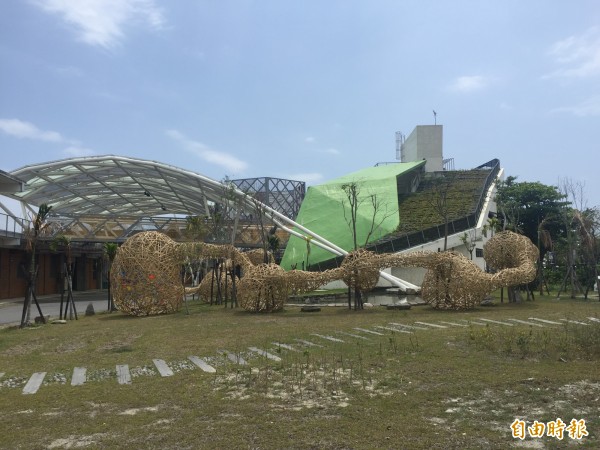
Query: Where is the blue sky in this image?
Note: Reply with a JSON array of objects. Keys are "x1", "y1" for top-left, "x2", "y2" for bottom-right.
[{"x1": 1, "y1": 1, "x2": 599, "y2": 208}]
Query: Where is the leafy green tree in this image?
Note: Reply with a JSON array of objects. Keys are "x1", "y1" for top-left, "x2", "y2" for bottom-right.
[
  {"x1": 495, "y1": 176, "x2": 567, "y2": 259},
  {"x1": 495, "y1": 177, "x2": 568, "y2": 300}
]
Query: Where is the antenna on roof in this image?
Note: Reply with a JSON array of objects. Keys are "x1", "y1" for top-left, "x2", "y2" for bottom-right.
[{"x1": 433, "y1": 110, "x2": 437, "y2": 125}]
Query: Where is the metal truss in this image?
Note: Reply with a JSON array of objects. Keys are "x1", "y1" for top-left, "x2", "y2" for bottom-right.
[
  {"x1": 231, "y1": 177, "x2": 305, "y2": 220},
  {"x1": 4, "y1": 155, "x2": 417, "y2": 290}
]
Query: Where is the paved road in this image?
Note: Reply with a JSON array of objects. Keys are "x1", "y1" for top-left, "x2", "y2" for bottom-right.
[{"x1": 0, "y1": 290, "x2": 110, "y2": 326}]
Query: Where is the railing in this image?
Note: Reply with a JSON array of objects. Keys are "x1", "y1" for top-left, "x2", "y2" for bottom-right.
[
  {"x1": 0, "y1": 212, "x2": 30, "y2": 239},
  {"x1": 443, "y1": 158, "x2": 455, "y2": 170},
  {"x1": 308, "y1": 159, "x2": 501, "y2": 271}
]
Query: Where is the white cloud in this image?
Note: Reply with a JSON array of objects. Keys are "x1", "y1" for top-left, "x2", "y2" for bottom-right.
[
  {"x1": 324, "y1": 148, "x2": 340, "y2": 155},
  {"x1": 550, "y1": 95, "x2": 600, "y2": 117},
  {"x1": 32, "y1": 0, "x2": 165, "y2": 49},
  {"x1": 305, "y1": 136, "x2": 315, "y2": 144},
  {"x1": 0, "y1": 118, "x2": 64, "y2": 142},
  {"x1": 0, "y1": 118, "x2": 98, "y2": 156},
  {"x1": 448, "y1": 75, "x2": 490, "y2": 93},
  {"x1": 63, "y1": 146, "x2": 95, "y2": 157},
  {"x1": 166, "y1": 129, "x2": 248, "y2": 174},
  {"x1": 544, "y1": 27, "x2": 600, "y2": 78},
  {"x1": 286, "y1": 172, "x2": 323, "y2": 185}
]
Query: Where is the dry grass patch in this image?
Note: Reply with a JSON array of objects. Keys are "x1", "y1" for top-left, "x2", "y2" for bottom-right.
[{"x1": 0, "y1": 294, "x2": 598, "y2": 448}]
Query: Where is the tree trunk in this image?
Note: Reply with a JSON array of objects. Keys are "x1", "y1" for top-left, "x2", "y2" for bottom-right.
[
  {"x1": 443, "y1": 220, "x2": 448, "y2": 251},
  {"x1": 347, "y1": 286, "x2": 351, "y2": 310}
]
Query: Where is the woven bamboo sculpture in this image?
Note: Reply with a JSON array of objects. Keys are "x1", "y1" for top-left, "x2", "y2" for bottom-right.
[
  {"x1": 111, "y1": 231, "x2": 184, "y2": 316},
  {"x1": 341, "y1": 230, "x2": 539, "y2": 310},
  {"x1": 195, "y1": 266, "x2": 236, "y2": 303},
  {"x1": 236, "y1": 263, "x2": 287, "y2": 312},
  {"x1": 112, "y1": 230, "x2": 538, "y2": 315},
  {"x1": 484, "y1": 231, "x2": 539, "y2": 288},
  {"x1": 339, "y1": 248, "x2": 381, "y2": 293}
]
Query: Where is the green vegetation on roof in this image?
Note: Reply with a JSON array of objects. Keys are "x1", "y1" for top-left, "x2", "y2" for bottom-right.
[{"x1": 394, "y1": 170, "x2": 491, "y2": 234}]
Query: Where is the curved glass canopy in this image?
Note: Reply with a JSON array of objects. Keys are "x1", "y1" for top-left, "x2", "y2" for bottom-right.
[{"x1": 5, "y1": 155, "x2": 417, "y2": 290}]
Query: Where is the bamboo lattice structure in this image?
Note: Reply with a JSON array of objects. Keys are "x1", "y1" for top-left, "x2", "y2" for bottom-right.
[
  {"x1": 111, "y1": 231, "x2": 184, "y2": 316},
  {"x1": 111, "y1": 230, "x2": 539, "y2": 315}
]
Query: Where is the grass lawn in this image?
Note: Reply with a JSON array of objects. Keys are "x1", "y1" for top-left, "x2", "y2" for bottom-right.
[{"x1": 1, "y1": 292, "x2": 599, "y2": 449}]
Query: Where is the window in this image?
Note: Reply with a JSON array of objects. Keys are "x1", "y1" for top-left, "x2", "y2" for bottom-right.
[{"x1": 475, "y1": 248, "x2": 484, "y2": 258}]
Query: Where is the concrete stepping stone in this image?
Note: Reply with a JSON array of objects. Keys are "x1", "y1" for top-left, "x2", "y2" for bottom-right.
[
  {"x1": 311, "y1": 333, "x2": 344, "y2": 343},
  {"x1": 336, "y1": 331, "x2": 370, "y2": 340},
  {"x1": 272, "y1": 342, "x2": 300, "y2": 352},
  {"x1": 478, "y1": 318, "x2": 514, "y2": 326},
  {"x1": 528, "y1": 317, "x2": 562, "y2": 325},
  {"x1": 414, "y1": 321, "x2": 447, "y2": 329},
  {"x1": 188, "y1": 356, "x2": 216, "y2": 373},
  {"x1": 248, "y1": 347, "x2": 282, "y2": 361},
  {"x1": 23, "y1": 372, "x2": 46, "y2": 395},
  {"x1": 440, "y1": 321, "x2": 469, "y2": 327},
  {"x1": 507, "y1": 318, "x2": 544, "y2": 327},
  {"x1": 353, "y1": 327, "x2": 384, "y2": 336},
  {"x1": 588, "y1": 317, "x2": 600, "y2": 323},
  {"x1": 153, "y1": 359, "x2": 174, "y2": 377},
  {"x1": 461, "y1": 320, "x2": 488, "y2": 326},
  {"x1": 560, "y1": 319, "x2": 589, "y2": 326},
  {"x1": 389, "y1": 322, "x2": 428, "y2": 331},
  {"x1": 116, "y1": 365, "x2": 131, "y2": 385},
  {"x1": 293, "y1": 338, "x2": 324, "y2": 348},
  {"x1": 71, "y1": 367, "x2": 86, "y2": 386},
  {"x1": 218, "y1": 350, "x2": 248, "y2": 365},
  {"x1": 374, "y1": 325, "x2": 412, "y2": 334}
]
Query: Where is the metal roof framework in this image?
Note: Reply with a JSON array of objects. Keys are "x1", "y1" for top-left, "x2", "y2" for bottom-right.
[
  {"x1": 0, "y1": 169, "x2": 24, "y2": 193},
  {"x1": 5, "y1": 155, "x2": 417, "y2": 290},
  {"x1": 231, "y1": 177, "x2": 305, "y2": 220}
]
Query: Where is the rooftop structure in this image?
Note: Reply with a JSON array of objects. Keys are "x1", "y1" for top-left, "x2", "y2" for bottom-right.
[
  {"x1": 397, "y1": 125, "x2": 443, "y2": 172},
  {"x1": 280, "y1": 161, "x2": 426, "y2": 270}
]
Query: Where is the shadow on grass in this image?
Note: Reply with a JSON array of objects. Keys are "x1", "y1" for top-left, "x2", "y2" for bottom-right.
[{"x1": 97, "y1": 312, "x2": 140, "y2": 322}]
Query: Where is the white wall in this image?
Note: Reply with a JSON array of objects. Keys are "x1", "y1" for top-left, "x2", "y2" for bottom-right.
[{"x1": 400, "y1": 125, "x2": 443, "y2": 172}]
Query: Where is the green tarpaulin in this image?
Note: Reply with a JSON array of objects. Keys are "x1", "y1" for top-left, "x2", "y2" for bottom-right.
[{"x1": 280, "y1": 161, "x2": 425, "y2": 270}]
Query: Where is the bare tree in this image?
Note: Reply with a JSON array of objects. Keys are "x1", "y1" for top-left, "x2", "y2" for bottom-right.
[
  {"x1": 573, "y1": 208, "x2": 600, "y2": 299},
  {"x1": 341, "y1": 180, "x2": 394, "y2": 251},
  {"x1": 248, "y1": 194, "x2": 272, "y2": 264},
  {"x1": 103, "y1": 242, "x2": 119, "y2": 311},
  {"x1": 50, "y1": 234, "x2": 78, "y2": 320},
  {"x1": 459, "y1": 229, "x2": 477, "y2": 260},
  {"x1": 556, "y1": 178, "x2": 586, "y2": 299},
  {"x1": 425, "y1": 173, "x2": 460, "y2": 251},
  {"x1": 340, "y1": 180, "x2": 395, "y2": 310},
  {"x1": 20, "y1": 204, "x2": 52, "y2": 328}
]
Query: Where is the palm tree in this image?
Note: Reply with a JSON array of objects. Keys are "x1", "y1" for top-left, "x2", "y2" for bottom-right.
[
  {"x1": 103, "y1": 242, "x2": 119, "y2": 311},
  {"x1": 184, "y1": 215, "x2": 208, "y2": 242},
  {"x1": 20, "y1": 203, "x2": 52, "y2": 328}
]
